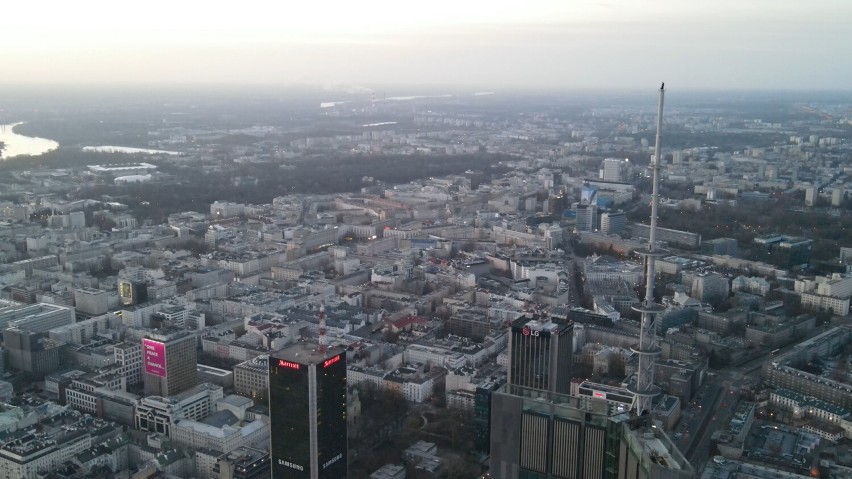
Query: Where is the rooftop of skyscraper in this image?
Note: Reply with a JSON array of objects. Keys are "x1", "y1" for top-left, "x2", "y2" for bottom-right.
[
  {"x1": 144, "y1": 326, "x2": 193, "y2": 341},
  {"x1": 271, "y1": 341, "x2": 345, "y2": 366},
  {"x1": 622, "y1": 424, "x2": 691, "y2": 473},
  {"x1": 512, "y1": 315, "x2": 571, "y2": 334}
]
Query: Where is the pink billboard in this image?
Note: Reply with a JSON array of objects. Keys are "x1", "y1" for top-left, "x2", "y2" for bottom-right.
[{"x1": 143, "y1": 338, "x2": 167, "y2": 377}]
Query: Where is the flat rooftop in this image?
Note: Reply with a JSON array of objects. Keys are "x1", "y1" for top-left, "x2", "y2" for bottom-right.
[
  {"x1": 197, "y1": 364, "x2": 232, "y2": 377},
  {"x1": 645, "y1": 436, "x2": 682, "y2": 470},
  {"x1": 271, "y1": 341, "x2": 345, "y2": 366},
  {"x1": 523, "y1": 318, "x2": 560, "y2": 333}
]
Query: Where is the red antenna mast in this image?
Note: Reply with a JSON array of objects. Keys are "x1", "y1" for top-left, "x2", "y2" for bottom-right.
[{"x1": 318, "y1": 303, "x2": 327, "y2": 353}]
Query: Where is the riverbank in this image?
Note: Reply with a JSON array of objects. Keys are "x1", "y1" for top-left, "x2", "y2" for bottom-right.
[{"x1": 0, "y1": 122, "x2": 59, "y2": 159}]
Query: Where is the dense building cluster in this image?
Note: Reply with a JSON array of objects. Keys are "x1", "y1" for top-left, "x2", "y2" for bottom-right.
[{"x1": 0, "y1": 91, "x2": 850, "y2": 478}]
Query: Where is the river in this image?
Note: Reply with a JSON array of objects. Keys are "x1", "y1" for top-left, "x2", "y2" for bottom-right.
[
  {"x1": 82, "y1": 146, "x2": 180, "y2": 155},
  {"x1": 0, "y1": 122, "x2": 59, "y2": 159}
]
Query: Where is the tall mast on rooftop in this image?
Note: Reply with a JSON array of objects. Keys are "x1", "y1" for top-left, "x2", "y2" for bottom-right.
[
  {"x1": 630, "y1": 83, "x2": 667, "y2": 416},
  {"x1": 318, "y1": 303, "x2": 327, "y2": 353}
]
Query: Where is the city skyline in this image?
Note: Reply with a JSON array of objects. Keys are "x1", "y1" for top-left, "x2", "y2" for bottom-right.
[
  {"x1": 1, "y1": 0, "x2": 850, "y2": 90},
  {"x1": 0, "y1": 39, "x2": 850, "y2": 476}
]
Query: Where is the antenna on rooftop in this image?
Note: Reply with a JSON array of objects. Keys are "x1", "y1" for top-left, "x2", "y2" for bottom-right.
[
  {"x1": 630, "y1": 83, "x2": 667, "y2": 416},
  {"x1": 318, "y1": 302, "x2": 327, "y2": 353}
]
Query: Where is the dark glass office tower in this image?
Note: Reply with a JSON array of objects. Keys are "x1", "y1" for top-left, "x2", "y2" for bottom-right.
[
  {"x1": 508, "y1": 316, "x2": 574, "y2": 394},
  {"x1": 269, "y1": 342, "x2": 347, "y2": 479},
  {"x1": 489, "y1": 386, "x2": 695, "y2": 479},
  {"x1": 473, "y1": 376, "x2": 506, "y2": 454}
]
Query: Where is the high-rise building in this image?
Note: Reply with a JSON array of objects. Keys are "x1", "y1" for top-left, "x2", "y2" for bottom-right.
[
  {"x1": 3, "y1": 328, "x2": 64, "y2": 378},
  {"x1": 119, "y1": 280, "x2": 148, "y2": 306},
  {"x1": 508, "y1": 316, "x2": 574, "y2": 395},
  {"x1": 600, "y1": 211, "x2": 626, "y2": 236},
  {"x1": 1, "y1": 303, "x2": 75, "y2": 379},
  {"x1": 689, "y1": 273, "x2": 730, "y2": 304},
  {"x1": 575, "y1": 203, "x2": 598, "y2": 232},
  {"x1": 832, "y1": 188, "x2": 844, "y2": 207},
  {"x1": 473, "y1": 377, "x2": 506, "y2": 454},
  {"x1": 142, "y1": 328, "x2": 198, "y2": 397},
  {"x1": 269, "y1": 342, "x2": 347, "y2": 479},
  {"x1": 601, "y1": 158, "x2": 627, "y2": 182},
  {"x1": 489, "y1": 386, "x2": 694, "y2": 479},
  {"x1": 492, "y1": 314, "x2": 694, "y2": 479},
  {"x1": 490, "y1": 386, "x2": 624, "y2": 478},
  {"x1": 805, "y1": 185, "x2": 818, "y2": 207}
]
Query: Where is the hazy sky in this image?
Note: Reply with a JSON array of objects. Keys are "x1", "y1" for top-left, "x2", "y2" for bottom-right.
[{"x1": 2, "y1": 0, "x2": 850, "y2": 90}]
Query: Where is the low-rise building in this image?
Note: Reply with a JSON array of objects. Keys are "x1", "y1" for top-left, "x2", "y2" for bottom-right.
[
  {"x1": 212, "y1": 446, "x2": 271, "y2": 479},
  {"x1": 135, "y1": 383, "x2": 224, "y2": 437},
  {"x1": 371, "y1": 463, "x2": 406, "y2": 479},
  {"x1": 234, "y1": 355, "x2": 268, "y2": 402}
]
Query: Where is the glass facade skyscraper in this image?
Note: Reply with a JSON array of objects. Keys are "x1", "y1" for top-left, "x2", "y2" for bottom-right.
[
  {"x1": 492, "y1": 316, "x2": 693, "y2": 479},
  {"x1": 490, "y1": 385, "x2": 694, "y2": 479},
  {"x1": 269, "y1": 342, "x2": 347, "y2": 479},
  {"x1": 508, "y1": 316, "x2": 574, "y2": 394}
]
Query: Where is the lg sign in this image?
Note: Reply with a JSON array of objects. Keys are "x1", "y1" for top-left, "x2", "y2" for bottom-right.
[{"x1": 522, "y1": 327, "x2": 540, "y2": 337}]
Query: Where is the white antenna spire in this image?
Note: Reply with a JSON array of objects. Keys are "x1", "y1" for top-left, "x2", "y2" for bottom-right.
[{"x1": 630, "y1": 83, "x2": 667, "y2": 416}]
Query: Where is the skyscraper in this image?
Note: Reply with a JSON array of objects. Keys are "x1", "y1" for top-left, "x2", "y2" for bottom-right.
[
  {"x1": 492, "y1": 328, "x2": 694, "y2": 479},
  {"x1": 575, "y1": 203, "x2": 598, "y2": 232},
  {"x1": 508, "y1": 315, "x2": 573, "y2": 395},
  {"x1": 600, "y1": 211, "x2": 626, "y2": 236},
  {"x1": 142, "y1": 328, "x2": 198, "y2": 397},
  {"x1": 269, "y1": 342, "x2": 347, "y2": 479},
  {"x1": 601, "y1": 158, "x2": 626, "y2": 182},
  {"x1": 490, "y1": 386, "x2": 631, "y2": 479}
]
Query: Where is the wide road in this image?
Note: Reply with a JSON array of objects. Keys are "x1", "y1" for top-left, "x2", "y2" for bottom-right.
[
  {"x1": 673, "y1": 384, "x2": 717, "y2": 458},
  {"x1": 689, "y1": 384, "x2": 739, "y2": 470}
]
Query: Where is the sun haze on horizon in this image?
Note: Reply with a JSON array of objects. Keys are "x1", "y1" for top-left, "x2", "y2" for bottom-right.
[{"x1": 1, "y1": 0, "x2": 850, "y2": 90}]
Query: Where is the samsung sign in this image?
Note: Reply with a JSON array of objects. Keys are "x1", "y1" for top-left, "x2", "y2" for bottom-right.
[
  {"x1": 277, "y1": 459, "x2": 304, "y2": 471},
  {"x1": 323, "y1": 453, "x2": 343, "y2": 469}
]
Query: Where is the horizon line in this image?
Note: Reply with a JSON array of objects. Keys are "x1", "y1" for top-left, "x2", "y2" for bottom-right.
[{"x1": 1, "y1": 82, "x2": 851, "y2": 95}]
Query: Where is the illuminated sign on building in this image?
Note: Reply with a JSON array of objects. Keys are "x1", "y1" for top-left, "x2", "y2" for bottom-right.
[
  {"x1": 278, "y1": 360, "x2": 300, "y2": 370},
  {"x1": 277, "y1": 459, "x2": 304, "y2": 471},
  {"x1": 322, "y1": 355, "x2": 341, "y2": 368},
  {"x1": 120, "y1": 281, "x2": 133, "y2": 300},
  {"x1": 143, "y1": 339, "x2": 166, "y2": 377},
  {"x1": 522, "y1": 327, "x2": 540, "y2": 337},
  {"x1": 323, "y1": 453, "x2": 343, "y2": 469}
]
